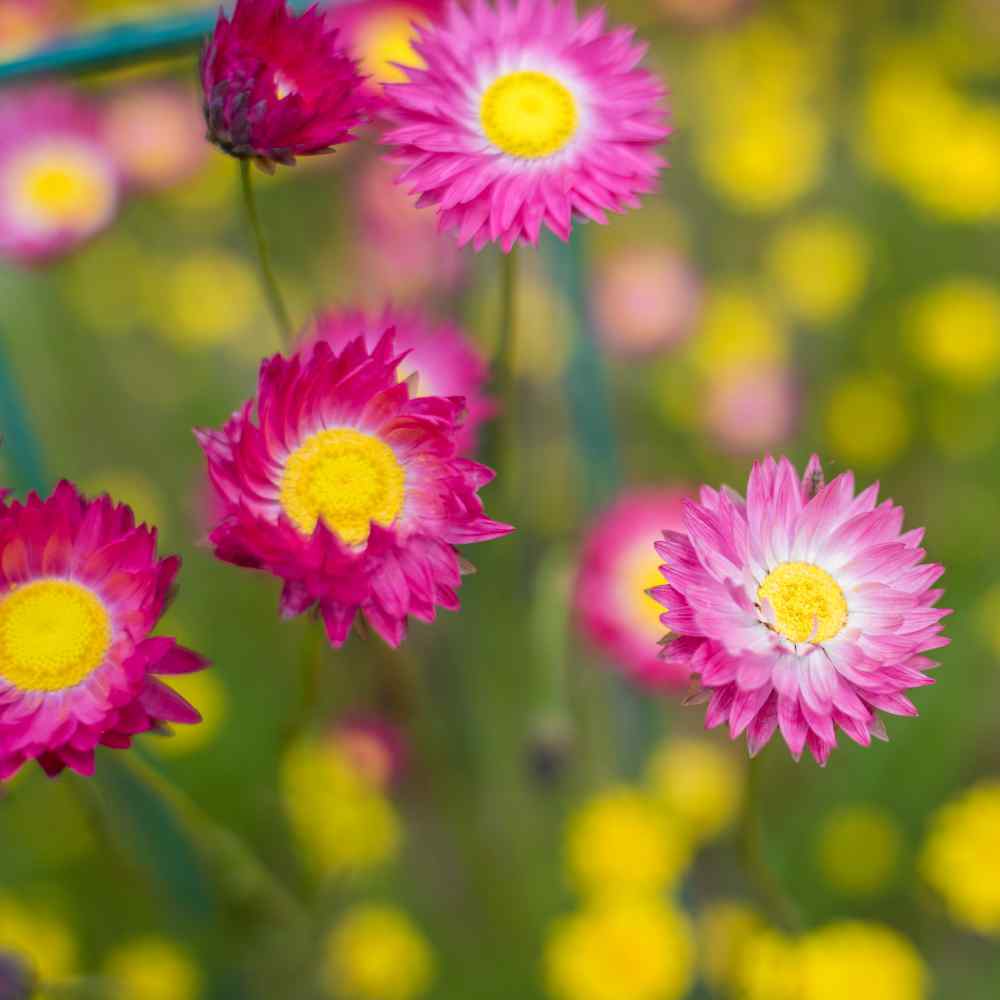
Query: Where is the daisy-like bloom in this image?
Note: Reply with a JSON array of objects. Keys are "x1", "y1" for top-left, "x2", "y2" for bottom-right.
[
  {"x1": 200, "y1": 0, "x2": 370, "y2": 169},
  {"x1": 196, "y1": 330, "x2": 511, "y2": 647},
  {"x1": 325, "y1": 0, "x2": 444, "y2": 92},
  {"x1": 0, "y1": 483, "x2": 207, "y2": 780},
  {"x1": 652, "y1": 456, "x2": 949, "y2": 765},
  {"x1": 299, "y1": 307, "x2": 494, "y2": 454},
  {"x1": 103, "y1": 83, "x2": 208, "y2": 194},
  {"x1": 381, "y1": 0, "x2": 670, "y2": 251},
  {"x1": 575, "y1": 489, "x2": 691, "y2": 690},
  {"x1": 0, "y1": 86, "x2": 121, "y2": 266}
]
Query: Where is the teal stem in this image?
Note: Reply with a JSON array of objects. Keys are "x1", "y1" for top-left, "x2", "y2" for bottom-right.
[
  {"x1": 239, "y1": 159, "x2": 295, "y2": 347},
  {"x1": 0, "y1": 2, "x2": 334, "y2": 84},
  {"x1": 116, "y1": 753, "x2": 309, "y2": 930},
  {"x1": 740, "y1": 754, "x2": 803, "y2": 932},
  {"x1": 0, "y1": 335, "x2": 46, "y2": 494}
]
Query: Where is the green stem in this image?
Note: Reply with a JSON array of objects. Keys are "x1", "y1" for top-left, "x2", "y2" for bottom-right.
[
  {"x1": 239, "y1": 159, "x2": 294, "y2": 347},
  {"x1": 281, "y1": 618, "x2": 327, "y2": 750},
  {"x1": 118, "y1": 753, "x2": 308, "y2": 930},
  {"x1": 494, "y1": 248, "x2": 518, "y2": 498},
  {"x1": 740, "y1": 755, "x2": 803, "y2": 932}
]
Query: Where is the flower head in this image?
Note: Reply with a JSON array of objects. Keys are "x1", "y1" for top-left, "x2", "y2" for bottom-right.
[
  {"x1": 299, "y1": 307, "x2": 494, "y2": 455},
  {"x1": 0, "y1": 896, "x2": 75, "y2": 984},
  {"x1": 104, "y1": 937, "x2": 202, "y2": 1000},
  {"x1": 103, "y1": 83, "x2": 208, "y2": 193},
  {"x1": 545, "y1": 898, "x2": 695, "y2": 1000},
  {"x1": 197, "y1": 330, "x2": 511, "y2": 648},
  {"x1": 574, "y1": 489, "x2": 691, "y2": 690},
  {"x1": 201, "y1": 0, "x2": 370, "y2": 168},
  {"x1": 333, "y1": 715, "x2": 408, "y2": 789},
  {"x1": 0, "y1": 86, "x2": 121, "y2": 266},
  {"x1": 921, "y1": 779, "x2": 1000, "y2": 935},
  {"x1": 653, "y1": 455, "x2": 949, "y2": 765},
  {"x1": 323, "y1": 903, "x2": 434, "y2": 1000},
  {"x1": 381, "y1": 0, "x2": 670, "y2": 251},
  {"x1": 0, "y1": 483, "x2": 208, "y2": 779},
  {"x1": 325, "y1": 0, "x2": 444, "y2": 91}
]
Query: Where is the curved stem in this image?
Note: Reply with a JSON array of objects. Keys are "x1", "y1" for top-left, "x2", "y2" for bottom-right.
[
  {"x1": 281, "y1": 618, "x2": 327, "y2": 750},
  {"x1": 740, "y1": 755, "x2": 803, "y2": 932},
  {"x1": 493, "y1": 248, "x2": 518, "y2": 499},
  {"x1": 118, "y1": 752, "x2": 308, "y2": 930},
  {"x1": 239, "y1": 159, "x2": 294, "y2": 347}
]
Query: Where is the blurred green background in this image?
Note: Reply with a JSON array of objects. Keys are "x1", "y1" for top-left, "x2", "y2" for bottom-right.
[{"x1": 2, "y1": 0, "x2": 1000, "y2": 998}]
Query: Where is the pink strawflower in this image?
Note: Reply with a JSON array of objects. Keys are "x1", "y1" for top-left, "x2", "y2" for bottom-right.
[
  {"x1": 652, "y1": 456, "x2": 950, "y2": 765},
  {"x1": 592, "y1": 247, "x2": 701, "y2": 357},
  {"x1": 0, "y1": 86, "x2": 121, "y2": 266},
  {"x1": 324, "y1": 0, "x2": 445, "y2": 92},
  {"x1": 0, "y1": 0, "x2": 69, "y2": 60},
  {"x1": 299, "y1": 307, "x2": 494, "y2": 454},
  {"x1": 196, "y1": 330, "x2": 512, "y2": 648},
  {"x1": 381, "y1": 0, "x2": 671, "y2": 251},
  {"x1": 0, "y1": 482, "x2": 208, "y2": 779},
  {"x1": 574, "y1": 489, "x2": 691, "y2": 690},
  {"x1": 201, "y1": 0, "x2": 370, "y2": 168},
  {"x1": 355, "y1": 157, "x2": 466, "y2": 300},
  {"x1": 103, "y1": 83, "x2": 208, "y2": 193}
]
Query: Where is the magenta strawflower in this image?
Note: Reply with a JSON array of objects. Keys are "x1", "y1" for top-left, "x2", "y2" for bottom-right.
[
  {"x1": 381, "y1": 0, "x2": 670, "y2": 251},
  {"x1": 200, "y1": 0, "x2": 370, "y2": 168},
  {"x1": 298, "y1": 307, "x2": 494, "y2": 454},
  {"x1": 575, "y1": 489, "x2": 691, "y2": 690},
  {"x1": 652, "y1": 456, "x2": 950, "y2": 765},
  {"x1": 196, "y1": 330, "x2": 512, "y2": 648},
  {"x1": 0, "y1": 483, "x2": 207, "y2": 779},
  {"x1": 0, "y1": 86, "x2": 121, "y2": 266}
]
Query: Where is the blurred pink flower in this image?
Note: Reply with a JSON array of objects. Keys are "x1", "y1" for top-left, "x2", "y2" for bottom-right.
[
  {"x1": 574, "y1": 489, "x2": 692, "y2": 691},
  {"x1": 333, "y1": 715, "x2": 408, "y2": 788},
  {"x1": 0, "y1": 0, "x2": 69, "y2": 60},
  {"x1": 196, "y1": 330, "x2": 512, "y2": 648},
  {"x1": 593, "y1": 248, "x2": 702, "y2": 357},
  {"x1": 103, "y1": 83, "x2": 208, "y2": 193},
  {"x1": 703, "y1": 365, "x2": 797, "y2": 455},
  {"x1": 201, "y1": 0, "x2": 370, "y2": 168},
  {"x1": 355, "y1": 157, "x2": 466, "y2": 300},
  {"x1": 0, "y1": 85, "x2": 121, "y2": 265},
  {"x1": 381, "y1": 0, "x2": 670, "y2": 251},
  {"x1": 653, "y1": 455, "x2": 950, "y2": 765},
  {"x1": 0, "y1": 483, "x2": 207, "y2": 779},
  {"x1": 299, "y1": 306, "x2": 494, "y2": 455}
]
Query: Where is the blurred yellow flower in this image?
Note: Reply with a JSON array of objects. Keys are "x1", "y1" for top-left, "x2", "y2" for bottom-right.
[
  {"x1": 977, "y1": 584, "x2": 1000, "y2": 656},
  {"x1": 921, "y1": 780, "x2": 1000, "y2": 935},
  {"x1": 545, "y1": 898, "x2": 694, "y2": 1000},
  {"x1": 0, "y1": 896, "x2": 76, "y2": 983},
  {"x1": 825, "y1": 375, "x2": 910, "y2": 465},
  {"x1": 646, "y1": 740, "x2": 743, "y2": 843},
  {"x1": 355, "y1": 9, "x2": 427, "y2": 85},
  {"x1": 735, "y1": 927, "x2": 799, "y2": 1000},
  {"x1": 691, "y1": 285, "x2": 787, "y2": 376},
  {"x1": 909, "y1": 279, "x2": 1000, "y2": 386},
  {"x1": 153, "y1": 669, "x2": 227, "y2": 757},
  {"x1": 698, "y1": 901, "x2": 764, "y2": 995},
  {"x1": 817, "y1": 805, "x2": 902, "y2": 896},
  {"x1": 695, "y1": 100, "x2": 826, "y2": 214},
  {"x1": 282, "y1": 739, "x2": 401, "y2": 878},
  {"x1": 737, "y1": 922, "x2": 927, "y2": 1000},
  {"x1": 766, "y1": 215, "x2": 871, "y2": 325},
  {"x1": 566, "y1": 787, "x2": 691, "y2": 898},
  {"x1": 156, "y1": 250, "x2": 261, "y2": 349},
  {"x1": 105, "y1": 937, "x2": 202, "y2": 1000},
  {"x1": 797, "y1": 922, "x2": 928, "y2": 1000},
  {"x1": 324, "y1": 904, "x2": 433, "y2": 1000}
]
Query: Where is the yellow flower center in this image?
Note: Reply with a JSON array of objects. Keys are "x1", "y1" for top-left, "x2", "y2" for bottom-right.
[
  {"x1": 14, "y1": 147, "x2": 115, "y2": 230},
  {"x1": 0, "y1": 579, "x2": 112, "y2": 692},
  {"x1": 357, "y1": 9, "x2": 427, "y2": 84},
  {"x1": 757, "y1": 561, "x2": 847, "y2": 644},
  {"x1": 273, "y1": 71, "x2": 297, "y2": 101},
  {"x1": 279, "y1": 428, "x2": 406, "y2": 545},
  {"x1": 621, "y1": 546, "x2": 668, "y2": 635},
  {"x1": 480, "y1": 70, "x2": 579, "y2": 159}
]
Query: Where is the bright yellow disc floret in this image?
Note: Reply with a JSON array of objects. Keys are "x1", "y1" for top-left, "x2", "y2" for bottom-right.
[
  {"x1": 758, "y1": 562, "x2": 847, "y2": 644},
  {"x1": 480, "y1": 70, "x2": 579, "y2": 159}
]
